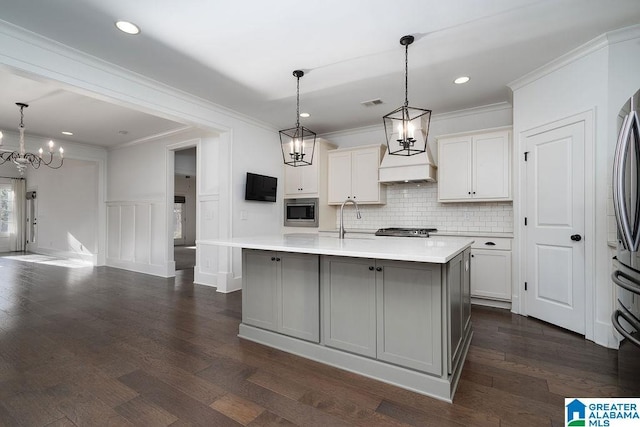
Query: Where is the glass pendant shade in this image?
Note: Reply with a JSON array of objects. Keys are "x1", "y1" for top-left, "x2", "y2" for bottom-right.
[
  {"x1": 383, "y1": 35, "x2": 431, "y2": 156},
  {"x1": 383, "y1": 105, "x2": 431, "y2": 156},
  {"x1": 280, "y1": 70, "x2": 316, "y2": 167}
]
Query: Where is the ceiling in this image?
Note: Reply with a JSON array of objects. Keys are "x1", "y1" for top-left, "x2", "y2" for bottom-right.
[{"x1": 0, "y1": 0, "x2": 639, "y2": 147}]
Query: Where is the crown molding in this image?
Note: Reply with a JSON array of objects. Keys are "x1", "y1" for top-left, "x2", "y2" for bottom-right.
[
  {"x1": 509, "y1": 24, "x2": 640, "y2": 91},
  {"x1": 320, "y1": 102, "x2": 513, "y2": 139},
  {"x1": 0, "y1": 19, "x2": 277, "y2": 134},
  {"x1": 110, "y1": 125, "x2": 196, "y2": 150}
]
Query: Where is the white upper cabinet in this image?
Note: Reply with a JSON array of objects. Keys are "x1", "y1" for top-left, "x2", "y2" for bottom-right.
[
  {"x1": 284, "y1": 138, "x2": 335, "y2": 199},
  {"x1": 437, "y1": 128, "x2": 512, "y2": 202},
  {"x1": 327, "y1": 144, "x2": 386, "y2": 205},
  {"x1": 284, "y1": 159, "x2": 319, "y2": 196}
]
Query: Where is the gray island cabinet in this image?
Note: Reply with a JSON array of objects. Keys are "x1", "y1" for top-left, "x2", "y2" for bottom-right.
[{"x1": 210, "y1": 234, "x2": 473, "y2": 402}]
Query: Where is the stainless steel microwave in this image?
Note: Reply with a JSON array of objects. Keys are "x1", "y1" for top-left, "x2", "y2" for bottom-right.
[{"x1": 284, "y1": 198, "x2": 318, "y2": 227}]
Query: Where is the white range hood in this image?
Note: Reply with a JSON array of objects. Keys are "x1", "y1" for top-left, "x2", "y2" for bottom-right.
[{"x1": 378, "y1": 146, "x2": 437, "y2": 184}]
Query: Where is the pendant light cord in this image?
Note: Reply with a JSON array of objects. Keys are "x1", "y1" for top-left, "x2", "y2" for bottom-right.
[
  {"x1": 404, "y1": 42, "x2": 409, "y2": 108},
  {"x1": 296, "y1": 75, "x2": 301, "y2": 129}
]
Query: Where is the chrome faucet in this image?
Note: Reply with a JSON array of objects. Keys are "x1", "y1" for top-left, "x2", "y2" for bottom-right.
[{"x1": 339, "y1": 198, "x2": 361, "y2": 239}]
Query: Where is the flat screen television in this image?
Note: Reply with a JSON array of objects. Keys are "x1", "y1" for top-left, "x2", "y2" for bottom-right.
[{"x1": 245, "y1": 172, "x2": 277, "y2": 202}]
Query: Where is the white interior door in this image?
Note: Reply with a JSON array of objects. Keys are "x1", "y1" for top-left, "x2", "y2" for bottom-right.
[{"x1": 524, "y1": 120, "x2": 585, "y2": 334}]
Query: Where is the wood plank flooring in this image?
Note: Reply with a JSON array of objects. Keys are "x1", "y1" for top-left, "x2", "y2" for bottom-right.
[{"x1": 0, "y1": 253, "x2": 638, "y2": 426}]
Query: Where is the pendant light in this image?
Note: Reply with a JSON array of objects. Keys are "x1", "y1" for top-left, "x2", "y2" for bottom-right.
[
  {"x1": 0, "y1": 102, "x2": 64, "y2": 175},
  {"x1": 280, "y1": 70, "x2": 316, "y2": 167},
  {"x1": 383, "y1": 35, "x2": 431, "y2": 156}
]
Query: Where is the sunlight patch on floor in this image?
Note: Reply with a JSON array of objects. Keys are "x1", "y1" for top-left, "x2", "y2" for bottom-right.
[{"x1": 3, "y1": 254, "x2": 93, "y2": 269}]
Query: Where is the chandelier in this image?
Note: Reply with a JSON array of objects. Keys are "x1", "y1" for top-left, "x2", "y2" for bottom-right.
[
  {"x1": 279, "y1": 70, "x2": 316, "y2": 167},
  {"x1": 0, "y1": 102, "x2": 64, "y2": 175},
  {"x1": 383, "y1": 35, "x2": 431, "y2": 156}
]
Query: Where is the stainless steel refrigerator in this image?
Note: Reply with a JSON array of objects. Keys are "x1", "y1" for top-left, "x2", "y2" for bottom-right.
[{"x1": 612, "y1": 90, "x2": 640, "y2": 350}]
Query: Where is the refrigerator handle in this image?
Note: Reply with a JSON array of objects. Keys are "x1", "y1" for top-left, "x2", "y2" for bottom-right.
[
  {"x1": 612, "y1": 306, "x2": 640, "y2": 348},
  {"x1": 631, "y1": 113, "x2": 640, "y2": 247},
  {"x1": 611, "y1": 269, "x2": 640, "y2": 295},
  {"x1": 613, "y1": 112, "x2": 634, "y2": 250}
]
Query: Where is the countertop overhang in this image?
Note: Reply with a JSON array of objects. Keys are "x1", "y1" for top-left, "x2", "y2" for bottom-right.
[{"x1": 203, "y1": 234, "x2": 474, "y2": 263}]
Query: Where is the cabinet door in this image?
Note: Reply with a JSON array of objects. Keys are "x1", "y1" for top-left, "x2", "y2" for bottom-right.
[
  {"x1": 473, "y1": 132, "x2": 510, "y2": 199},
  {"x1": 284, "y1": 162, "x2": 319, "y2": 197},
  {"x1": 327, "y1": 151, "x2": 352, "y2": 203},
  {"x1": 351, "y1": 148, "x2": 380, "y2": 202},
  {"x1": 284, "y1": 165, "x2": 303, "y2": 196},
  {"x1": 376, "y1": 260, "x2": 442, "y2": 375},
  {"x1": 242, "y1": 249, "x2": 278, "y2": 331},
  {"x1": 299, "y1": 162, "x2": 319, "y2": 195},
  {"x1": 279, "y1": 253, "x2": 320, "y2": 342},
  {"x1": 470, "y1": 249, "x2": 512, "y2": 300},
  {"x1": 322, "y1": 256, "x2": 376, "y2": 357},
  {"x1": 438, "y1": 137, "x2": 472, "y2": 201}
]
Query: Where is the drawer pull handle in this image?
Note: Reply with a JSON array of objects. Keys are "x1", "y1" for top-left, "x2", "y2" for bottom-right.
[
  {"x1": 376, "y1": 267, "x2": 383, "y2": 272},
  {"x1": 369, "y1": 266, "x2": 374, "y2": 271},
  {"x1": 271, "y1": 257, "x2": 276, "y2": 261},
  {"x1": 484, "y1": 242, "x2": 496, "y2": 246}
]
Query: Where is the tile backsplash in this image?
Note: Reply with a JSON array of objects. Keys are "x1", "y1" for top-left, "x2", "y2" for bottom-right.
[{"x1": 336, "y1": 182, "x2": 513, "y2": 233}]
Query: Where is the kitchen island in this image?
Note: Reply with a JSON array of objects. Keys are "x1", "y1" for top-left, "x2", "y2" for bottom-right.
[{"x1": 208, "y1": 234, "x2": 473, "y2": 402}]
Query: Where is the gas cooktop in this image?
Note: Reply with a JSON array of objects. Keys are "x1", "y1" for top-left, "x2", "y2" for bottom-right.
[{"x1": 374, "y1": 227, "x2": 437, "y2": 238}]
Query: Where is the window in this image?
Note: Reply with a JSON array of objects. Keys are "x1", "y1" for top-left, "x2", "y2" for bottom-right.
[
  {"x1": 0, "y1": 183, "x2": 13, "y2": 236},
  {"x1": 173, "y1": 203, "x2": 183, "y2": 240}
]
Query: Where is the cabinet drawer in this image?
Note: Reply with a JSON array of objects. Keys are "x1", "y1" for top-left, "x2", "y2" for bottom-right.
[{"x1": 471, "y1": 237, "x2": 511, "y2": 250}]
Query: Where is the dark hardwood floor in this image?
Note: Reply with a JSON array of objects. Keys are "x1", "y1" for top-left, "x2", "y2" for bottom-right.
[{"x1": 0, "y1": 253, "x2": 637, "y2": 426}]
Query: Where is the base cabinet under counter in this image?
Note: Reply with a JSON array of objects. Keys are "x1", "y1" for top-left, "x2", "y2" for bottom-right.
[
  {"x1": 242, "y1": 249, "x2": 319, "y2": 342},
  {"x1": 469, "y1": 237, "x2": 512, "y2": 304},
  {"x1": 322, "y1": 256, "x2": 444, "y2": 375}
]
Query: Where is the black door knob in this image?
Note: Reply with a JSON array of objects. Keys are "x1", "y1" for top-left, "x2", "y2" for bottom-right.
[
  {"x1": 369, "y1": 266, "x2": 374, "y2": 271},
  {"x1": 376, "y1": 267, "x2": 382, "y2": 272},
  {"x1": 570, "y1": 234, "x2": 582, "y2": 242}
]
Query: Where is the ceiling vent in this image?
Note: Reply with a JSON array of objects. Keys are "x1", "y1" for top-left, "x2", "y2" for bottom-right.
[{"x1": 361, "y1": 98, "x2": 383, "y2": 107}]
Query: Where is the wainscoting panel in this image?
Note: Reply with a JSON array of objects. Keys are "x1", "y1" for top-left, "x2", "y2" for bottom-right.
[{"x1": 106, "y1": 201, "x2": 169, "y2": 277}]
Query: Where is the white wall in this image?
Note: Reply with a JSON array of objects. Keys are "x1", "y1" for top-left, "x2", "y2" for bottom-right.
[
  {"x1": 27, "y1": 158, "x2": 99, "y2": 262},
  {"x1": 175, "y1": 148, "x2": 196, "y2": 176}
]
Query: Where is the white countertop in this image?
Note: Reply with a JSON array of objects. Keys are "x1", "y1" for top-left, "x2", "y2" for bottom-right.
[{"x1": 204, "y1": 234, "x2": 474, "y2": 263}]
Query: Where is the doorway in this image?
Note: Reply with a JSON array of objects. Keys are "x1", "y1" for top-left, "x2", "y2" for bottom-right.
[
  {"x1": 26, "y1": 189, "x2": 37, "y2": 249},
  {"x1": 173, "y1": 147, "x2": 197, "y2": 271}
]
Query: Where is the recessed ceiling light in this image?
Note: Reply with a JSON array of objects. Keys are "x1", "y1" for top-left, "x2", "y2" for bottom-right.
[
  {"x1": 299, "y1": 113, "x2": 310, "y2": 118},
  {"x1": 115, "y1": 20, "x2": 140, "y2": 35},
  {"x1": 61, "y1": 131, "x2": 73, "y2": 136},
  {"x1": 454, "y1": 76, "x2": 470, "y2": 85}
]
